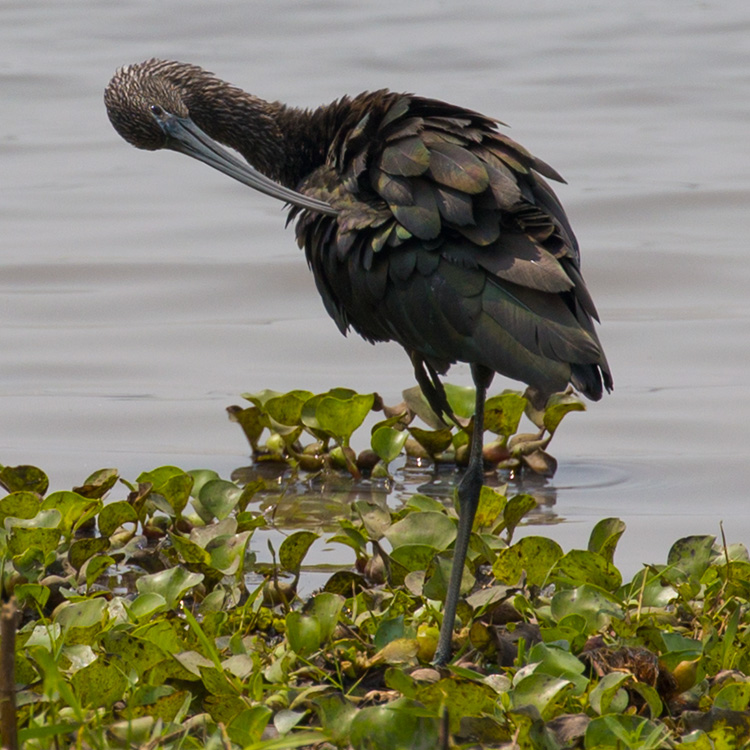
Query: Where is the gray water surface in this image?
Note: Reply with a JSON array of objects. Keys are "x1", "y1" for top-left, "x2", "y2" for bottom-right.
[{"x1": 3, "y1": 0, "x2": 750, "y2": 575}]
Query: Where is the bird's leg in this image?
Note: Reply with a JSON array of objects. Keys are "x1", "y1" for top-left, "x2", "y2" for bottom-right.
[{"x1": 433, "y1": 363, "x2": 494, "y2": 666}]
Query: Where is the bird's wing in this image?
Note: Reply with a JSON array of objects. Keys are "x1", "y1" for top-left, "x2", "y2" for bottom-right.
[{"x1": 293, "y1": 93, "x2": 611, "y2": 401}]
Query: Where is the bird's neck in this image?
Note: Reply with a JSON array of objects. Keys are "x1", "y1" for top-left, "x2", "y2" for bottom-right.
[{"x1": 170, "y1": 69, "x2": 333, "y2": 189}]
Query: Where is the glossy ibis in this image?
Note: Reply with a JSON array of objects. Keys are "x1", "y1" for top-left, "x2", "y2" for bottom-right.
[{"x1": 104, "y1": 59, "x2": 612, "y2": 665}]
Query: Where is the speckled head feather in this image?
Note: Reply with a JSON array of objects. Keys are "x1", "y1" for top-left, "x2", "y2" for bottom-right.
[{"x1": 104, "y1": 60, "x2": 191, "y2": 150}]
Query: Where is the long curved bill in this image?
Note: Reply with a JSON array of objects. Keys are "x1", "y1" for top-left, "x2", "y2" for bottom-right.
[{"x1": 158, "y1": 112, "x2": 339, "y2": 217}]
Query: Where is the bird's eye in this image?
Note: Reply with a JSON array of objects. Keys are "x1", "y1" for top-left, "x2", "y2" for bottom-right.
[{"x1": 150, "y1": 104, "x2": 164, "y2": 117}]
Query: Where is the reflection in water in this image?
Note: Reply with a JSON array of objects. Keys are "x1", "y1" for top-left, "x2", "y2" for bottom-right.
[{"x1": 231, "y1": 457, "x2": 564, "y2": 533}]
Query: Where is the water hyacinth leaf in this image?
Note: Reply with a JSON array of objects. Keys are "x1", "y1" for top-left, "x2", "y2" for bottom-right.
[
  {"x1": 128, "y1": 593, "x2": 167, "y2": 619},
  {"x1": 348, "y1": 699, "x2": 439, "y2": 750},
  {"x1": 286, "y1": 611, "x2": 322, "y2": 656},
  {"x1": 136, "y1": 567, "x2": 204, "y2": 609},
  {"x1": 355, "y1": 499, "x2": 392, "y2": 540},
  {"x1": 13, "y1": 583, "x2": 50, "y2": 609},
  {"x1": 314, "y1": 694, "x2": 359, "y2": 748},
  {"x1": 226, "y1": 706, "x2": 273, "y2": 747},
  {"x1": 274, "y1": 709, "x2": 307, "y2": 736},
  {"x1": 54, "y1": 597, "x2": 107, "y2": 630},
  {"x1": 588, "y1": 672, "x2": 630, "y2": 716},
  {"x1": 11, "y1": 546, "x2": 47, "y2": 582},
  {"x1": 308, "y1": 592, "x2": 345, "y2": 643},
  {"x1": 209, "y1": 531, "x2": 252, "y2": 574},
  {"x1": 667, "y1": 535, "x2": 715, "y2": 580},
  {"x1": 371, "y1": 426, "x2": 409, "y2": 464},
  {"x1": 265, "y1": 390, "x2": 313, "y2": 426},
  {"x1": 405, "y1": 494, "x2": 446, "y2": 513},
  {"x1": 188, "y1": 469, "x2": 220, "y2": 498},
  {"x1": 98, "y1": 500, "x2": 138, "y2": 537},
  {"x1": 85, "y1": 554, "x2": 115, "y2": 588},
  {"x1": 0, "y1": 464, "x2": 49, "y2": 495},
  {"x1": 474, "y1": 485, "x2": 507, "y2": 530},
  {"x1": 584, "y1": 715, "x2": 670, "y2": 750},
  {"x1": 279, "y1": 530, "x2": 318, "y2": 575},
  {"x1": 390, "y1": 544, "x2": 443, "y2": 573},
  {"x1": 170, "y1": 533, "x2": 212, "y2": 566},
  {"x1": 138, "y1": 466, "x2": 193, "y2": 516},
  {"x1": 8, "y1": 526, "x2": 61, "y2": 557},
  {"x1": 198, "y1": 479, "x2": 242, "y2": 520},
  {"x1": 73, "y1": 468, "x2": 119, "y2": 499},
  {"x1": 527, "y1": 642, "x2": 590, "y2": 695},
  {"x1": 543, "y1": 392, "x2": 586, "y2": 434},
  {"x1": 502, "y1": 493, "x2": 538, "y2": 539},
  {"x1": 588, "y1": 517, "x2": 626, "y2": 564},
  {"x1": 444, "y1": 383, "x2": 476, "y2": 418},
  {"x1": 309, "y1": 391, "x2": 375, "y2": 446},
  {"x1": 41, "y1": 491, "x2": 100, "y2": 534},
  {"x1": 550, "y1": 549, "x2": 622, "y2": 592},
  {"x1": 71, "y1": 657, "x2": 130, "y2": 709},
  {"x1": 68, "y1": 537, "x2": 110, "y2": 572},
  {"x1": 227, "y1": 404, "x2": 264, "y2": 450},
  {"x1": 484, "y1": 391, "x2": 527, "y2": 438},
  {"x1": 0, "y1": 491, "x2": 42, "y2": 523},
  {"x1": 423, "y1": 551, "x2": 474, "y2": 601},
  {"x1": 416, "y1": 678, "x2": 498, "y2": 734},
  {"x1": 629, "y1": 682, "x2": 663, "y2": 719},
  {"x1": 385, "y1": 510, "x2": 456, "y2": 551},
  {"x1": 402, "y1": 385, "x2": 445, "y2": 429},
  {"x1": 492, "y1": 536, "x2": 563, "y2": 587},
  {"x1": 714, "y1": 682, "x2": 750, "y2": 712},
  {"x1": 510, "y1": 673, "x2": 571, "y2": 718},
  {"x1": 551, "y1": 584, "x2": 623, "y2": 633},
  {"x1": 408, "y1": 426, "x2": 453, "y2": 456}
]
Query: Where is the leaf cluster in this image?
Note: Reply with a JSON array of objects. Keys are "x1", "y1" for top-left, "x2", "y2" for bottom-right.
[
  {"x1": 228, "y1": 383, "x2": 586, "y2": 481},
  {"x1": 1, "y1": 460, "x2": 749, "y2": 749}
]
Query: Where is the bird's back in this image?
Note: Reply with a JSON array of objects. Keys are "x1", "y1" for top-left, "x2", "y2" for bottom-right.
[{"x1": 291, "y1": 91, "x2": 612, "y2": 402}]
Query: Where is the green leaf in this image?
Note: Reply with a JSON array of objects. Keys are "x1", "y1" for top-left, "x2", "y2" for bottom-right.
[
  {"x1": 588, "y1": 517, "x2": 626, "y2": 563},
  {"x1": 371, "y1": 426, "x2": 409, "y2": 464},
  {"x1": 667, "y1": 535, "x2": 715, "y2": 580},
  {"x1": 588, "y1": 672, "x2": 630, "y2": 715},
  {"x1": 286, "y1": 611, "x2": 322, "y2": 656},
  {"x1": 226, "y1": 706, "x2": 273, "y2": 747},
  {"x1": 474, "y1": 485, "x2": 507, "y2": 530},
  {"x1": 584, "y1": 714, "x2": 670, "y2": 750},
  {"x1": 98, "y1": 500, "x2": 138, "y2": 537},
  {"x1": 265, "y1": 390, "x2": 313, "y2": 426},
  {"x1": 68, "y1": 537, "x2": 110, "y2": 572},
  {"x1": 484, "y1": 391, "x2": 527, "y2": 438},
  {"x1": 198, "y1": 479, "x2": 242, "y2": 520},
  {"x1": 543, "y1": 391, "x2": 586, "y2": 434},
  {"x1": 444, "y1": 383, "x2": 476, "y2": 418},
  {"x1": 135, "y1": 566, "x2": 204, "y2": 609},
  {"x1": 279, "y1": 530, "x2": 318, "y2": 575},
  {"x1": 384, "y1": 511, "x2": 456, "y2": 551},
  {"x1": 551, "y1": 584, "x2": 624, "y2": 633},
  {"x1": 41, "y1": 491, "x2": 100, "y2": 534},
  {"x1": 0, "y1": 491, "x2": 42, "y2": 523},
  {"x1": 0, "y1": 464, "x2": 49, "y2": 495},
  {"x1": 73, "y1": 468, "x2": 118, "y2": 499},
  {"x1": 501, "y1": 493, "x2": 538, "y2": 540},
  {"x1": 303, "y1": 390, "x2": 374, "y2": 445},
  {"x1": 493, "y1": 536, "x2": 563, "y2": 586},
  {"x1": 348, "y1": 699, "x2": 439, "y2": 750},
  {"x1": 550, "y1": 549, "x2": 622, "y2": 591},
  {"x1": 407, "y1": 426, "x2": 453, "y2": 456},
  {"x1": 510, "y1": 673, "x2": 571, "y2": 718}
]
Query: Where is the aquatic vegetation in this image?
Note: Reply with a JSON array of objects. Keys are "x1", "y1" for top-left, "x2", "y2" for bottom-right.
[
  {"x1": 1, "y1": 455, "x2": 749, "y2": 749},
  {"x1": 228, "y1": 383, "x2": 587, "y2": 480}
]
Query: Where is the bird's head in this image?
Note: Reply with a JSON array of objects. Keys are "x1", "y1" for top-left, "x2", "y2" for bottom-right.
[
  {"x1": 104, "y1": 62, "x2": 189, "y2": 151},
  {"x1": 104, "y1": 60, "x2": 339, "y2": 216}
]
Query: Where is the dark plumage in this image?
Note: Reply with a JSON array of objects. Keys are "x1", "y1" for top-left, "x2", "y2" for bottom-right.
[{"x1": 105, "y1": 59, "x2": 612, "y2": 665}]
